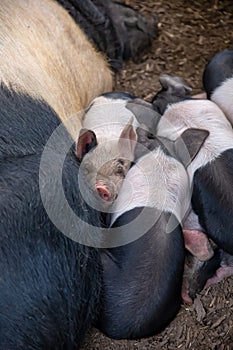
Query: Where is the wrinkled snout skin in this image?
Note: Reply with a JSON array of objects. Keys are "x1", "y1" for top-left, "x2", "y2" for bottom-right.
[{"x1": 95, "y1": 158, "x2": 131, "y2": 202}]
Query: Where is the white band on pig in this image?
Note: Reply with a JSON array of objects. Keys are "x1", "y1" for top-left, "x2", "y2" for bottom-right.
[
  {"x1": 156, "y1": 99, "x2": 233, "y2": 181},
  {"x1": 211, "y1": 77, "x2": 233, "y2": 126}
]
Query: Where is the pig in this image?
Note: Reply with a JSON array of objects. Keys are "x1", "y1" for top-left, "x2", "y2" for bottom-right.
[
  {"x1": 203, "y1": 49, "x2": 233, "y2": 125},
  {"x1": 151, "y1": 75, "x2": 213, "y2": 261},
  {"x1": 76, "y1": 93, "x2": 138, "y2": 210},
  {"x1": 96, "y1": 123, "x2": 208, "y2": 339},
  {"x1": 76, "y1": 94, "x2": 161, "y2": 211},
  {"x1": 150, "y1": 76, "x2": 230, "y2": 300},
  {"x1": 156, "y1": 98, "x2": 233, "y2": 256}
]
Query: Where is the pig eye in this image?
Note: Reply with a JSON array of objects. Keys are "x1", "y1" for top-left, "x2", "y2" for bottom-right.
[
  {"x1": 147, "y1": 132, "x2": 155, "y2": 140},
  {"x1": 115, "y1": 165, "x2": 125, "y2": 177},
  {"x1": 118, "y1": 159, "x2": 125, "y2": 166}
]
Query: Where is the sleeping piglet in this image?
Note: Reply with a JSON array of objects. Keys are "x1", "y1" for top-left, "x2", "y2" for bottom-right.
[
  {"x1": 156, "y1": 98, "x2": 233, "y2": 255},
  {"x1": 150, "y1": 75, "x2": 213, "y2": 262},
  {"x1": 97, "y1": 118, "x2": 208, "y2": 339}
]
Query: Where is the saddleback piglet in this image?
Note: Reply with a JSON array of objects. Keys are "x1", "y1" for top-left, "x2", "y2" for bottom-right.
[{"x1": 97, "y1": 108, "x2": 208, "y2": 339}]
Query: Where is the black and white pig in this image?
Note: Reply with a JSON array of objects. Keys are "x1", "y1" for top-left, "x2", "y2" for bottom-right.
[
  {"x1": 150, "y1": 74, "x2": 233, "y2": 301},
  {"x1": 156, "y1": 98, "x2": 233, "y2": 256},
  {"x1": 203, "y1": 49, "x2": 233, "y2": 125},
  {"x1": 151, "y1": 74, "x2": 214, "y2": 263},
  {"x1": 76, "y1": 94, "x2": 138, "y2": 208},
  {"x1": 96, "y1": 121, "x2": 208, "y2": 339}
]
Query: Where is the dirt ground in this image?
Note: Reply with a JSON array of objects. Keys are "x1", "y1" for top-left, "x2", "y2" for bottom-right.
[{"x1": 81, "y1": 1, "x2": 233, "y2": 349}]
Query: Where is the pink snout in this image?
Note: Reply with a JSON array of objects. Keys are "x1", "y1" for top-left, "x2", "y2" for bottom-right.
[{"x1": 95, "y1": 182, "x2": 111, "y2": 202}]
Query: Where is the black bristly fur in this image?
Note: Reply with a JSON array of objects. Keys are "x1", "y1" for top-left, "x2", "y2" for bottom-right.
[
  {"x1": 192, "y1": 149, "x2": 233, "y2": 255},
  {"x1": 0, "y1": 86, "x2": 103, "y2": 349}
]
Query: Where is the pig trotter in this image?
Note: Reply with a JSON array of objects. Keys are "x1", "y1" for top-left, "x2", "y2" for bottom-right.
[{"x1": 183, "y1": 229, "x2": 214, "y2": 261}]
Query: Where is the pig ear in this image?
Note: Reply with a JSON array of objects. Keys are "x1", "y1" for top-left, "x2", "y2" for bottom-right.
[
  {"x1": 126, "y1": 99, "x2": 161, "y2": 132},
  {"x1": 118, "y1": 117, "x2": 137, "y2": 161},
  {"x1": 76, "y1": 128, "x2": 97, "y2": 161},
  {"x1": 174, "y1": 128, "x2": 209, "y2": 167},
  {"x1": 159, "y1": 74, "x2": 193, "y2": 96}
]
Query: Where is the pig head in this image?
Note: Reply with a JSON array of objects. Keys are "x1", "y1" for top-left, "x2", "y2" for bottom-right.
[{"x1": 76, "y1": 120, "x2": 136, "y2": 210}]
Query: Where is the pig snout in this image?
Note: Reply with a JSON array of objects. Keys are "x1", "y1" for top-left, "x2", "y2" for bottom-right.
[
  {"x1": 95, "y1": 181, "x2": 117, "y2": 202},
  {"x1": 96, "y1": 181, "x2": 111, "y2": 202}
]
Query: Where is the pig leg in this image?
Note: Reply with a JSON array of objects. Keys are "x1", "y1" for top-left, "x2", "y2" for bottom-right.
[
  {"x1": 205, "y1": 251, "x2": 233, "y2": 287},
  {"x1": 183, "y1": 230, "x2": 214, "y2": 261},
  {"x1": 192, "y1": 92, "x2": 207, "y2": 99},
  {"x1": 182, "y1": 209, "x2": 214, "y2": 261},
  {"x1": 205, "y1": 266, "x2": 233, "y2": 286}
]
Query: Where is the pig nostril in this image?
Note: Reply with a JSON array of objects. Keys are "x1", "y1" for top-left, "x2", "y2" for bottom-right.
[
  {"x1": 102, "y1": 193, "x2": 109, "y2": 200},
  {"x1": 96, "y1": 185, "x2": 111, "y2": 202}
]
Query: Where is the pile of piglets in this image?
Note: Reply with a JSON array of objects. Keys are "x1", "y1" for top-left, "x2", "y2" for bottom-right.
[{"x1": 76, "y1": 49, "x2": 233, "y2": 339}]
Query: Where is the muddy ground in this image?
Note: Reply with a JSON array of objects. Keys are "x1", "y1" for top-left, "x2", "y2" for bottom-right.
[{"x1": 81, "y1": 1, "x2": 233, "y2": 349}]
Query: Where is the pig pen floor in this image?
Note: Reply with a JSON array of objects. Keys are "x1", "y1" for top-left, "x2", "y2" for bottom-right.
[{"x1": 81, "y1": 0, "x2": 233, "y2": 349}]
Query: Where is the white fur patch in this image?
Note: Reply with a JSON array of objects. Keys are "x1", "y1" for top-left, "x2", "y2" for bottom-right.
[
  {"x1": 156, "y1": 99, "x2": 233, "y2": 180},
  {"x1": 211, "y1": 77, "x2": 233, "y2": 126},
  {"x1": 111, "y1": 147, "x2": 191, "y2": 226}
]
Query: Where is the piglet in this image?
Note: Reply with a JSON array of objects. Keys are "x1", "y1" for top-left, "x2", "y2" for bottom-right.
[
  {"x1": 97, "y1": 123, "x2": 208, "y2": 339},
  {"x1": 157, "y1": 98, "x2": 233, "y2": 255},
  {"x1": 148, "y1": 75, "x2": 212, "y2": 262},
  {"x1": 76, "y1": 93, "x2": 138, "y2": 210}
]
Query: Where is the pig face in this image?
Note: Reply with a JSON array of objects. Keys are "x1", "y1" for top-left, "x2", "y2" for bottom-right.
[
  {"x1": 76, "y1": 121, "x2": 136, "y2": 211},
  {"x1": 95, "y1": 157, "x2": 131, "y2": 202},
  {"x1": 80, "y1": 147, "x2": 131, "y2": 208}
]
